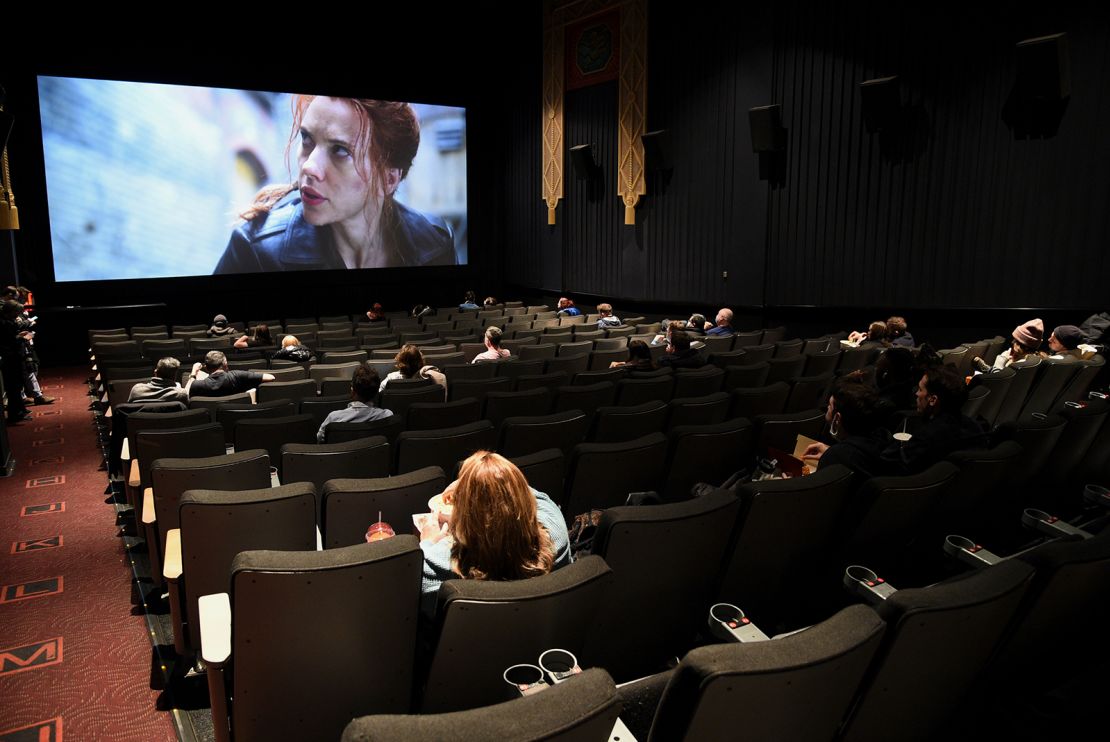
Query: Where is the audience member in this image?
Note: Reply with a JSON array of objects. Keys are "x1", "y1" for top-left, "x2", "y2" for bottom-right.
[
  {"x1": 881, "y1": 364, "x2": 987, "y2": 473},
  {"x1": 379, "y1": 344, "x2": 447, "y2": 396},
  {"x1": 596, "y1": 303, "x2": 622, "y2": 329},
  {"x1": 610, "y1": 339, "x2": 655, "y2": 371},
  {"x1": 556, "y1": 297, "x2": 581, "y2": 317},
  {"x1": 658, "y1": 329, "x2": 705, "y2": 369},
  {"x1": 885, "y1": 316, "x2": 915, "y2": 348},
  {"x1": 483, "y1": 296, "x2": 499, "y2": 309},
  {"x1": 418, "y1": 450, "x2": 572, "y2": 616},
  {"x1": 412, "y1": 304, "x2": 433, "y2": 320},
  {"x1": 848, "y1": 320, "x2": 888, "y2": 347},
  {"x1": 459, "y1": 290, "x2": 480, "y2": 311},
  {"x1": 206, "y1": 314, "x2": 237, "y2": 338},
  {"x1": 317, "y1": 363, "x2": 393, "y2": 442},
  {"x1": 187, "y1": 351, "x2": 275, "y2": 398},
  {"x1": 271, "y1": 335, "x2": 315, "y2": 363},
  {"x1": 975, "y1": 318, "x2": 1042, "y2": 372},
  {"x1": 365, "y1": 303, "x2": 386, "y2": 323},
  {"x1": 234, "y1": 323, "x2": 273, "y2": 349},
  {"x1": 686, "y1": 314, "x2": 707, "y2": 337},
  {"x1": 801, "y1": 377, "x2": 892, "y2": 478},
  {"x1": 128, "y1": 358, "x2": 189, "y2": 404},
  {"x1": 473, "y1": 326, "x2": 511, "y2": 363},
  {"x1": 1045, "y1": 324, "x2": 1090, "y2": 361},
  {"x1": 0, "y1": 301, "x2": 31, "y2": 422},
  {"x1": 705, "y1": 308, "x2": 735, "y2": 336}
]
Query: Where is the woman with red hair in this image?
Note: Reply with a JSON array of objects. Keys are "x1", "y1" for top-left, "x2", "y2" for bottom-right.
[
  {"x1": 418, "y1": 451, "x2": 572, "y2": 615},
  {"x1": 215, "y1": 95, "x2": 456, "y2": 273}
]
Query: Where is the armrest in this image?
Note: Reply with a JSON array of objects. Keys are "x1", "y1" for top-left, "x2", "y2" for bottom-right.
[
  {"x1": 121, "y1": 437, "x2": 131, "y2": 463},
  {"x1": 843, "y1": 565, "x2": 897, "y2": 606},
  {"x1": 163, "y1": 529, "x2": 182, "y2": 581},
  {"x1": 141, "y1": 488, "x2": 156, "y2": 525},
  {"x1": 127, "y1": 458, "x2": 140, "y2": 490},
  {"x1": 198, "y1": 592, "x2": 232, "y2": 666},
  {"x1": 104, "y1": 406, "x2": 113, "y2": 419},
  {"x1": 943, "y1": 535, "x2": 1003, "y2": 568},
  {"x1": 708, "y1": 603, "x2": 769, "y2": 643},
  {"x1": 1022, "y1": 508, "x2": 1092, "y2": 540}
]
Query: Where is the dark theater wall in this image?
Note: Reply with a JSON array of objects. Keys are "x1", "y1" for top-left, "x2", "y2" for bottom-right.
[{"x1": 503, "y1": 2, "x2": 1110, "y2": 314}]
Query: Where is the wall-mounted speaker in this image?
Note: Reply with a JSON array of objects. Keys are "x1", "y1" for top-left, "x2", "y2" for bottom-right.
[
  {"x1": 749, "y1": 105, "x2": 786, "y2": 153},
  {"x1": 1003, "y1": 33, "x2": 1070, "y2": 139},
  {"x1": 641, "y1": 129, "x2": 672, "y2": 171},
  {"x1": 860, "y1": 76, "x2": 901, "y2": 134},
  {"x1": 569, "y1": 143, "x2": 600, "y2": 180}
]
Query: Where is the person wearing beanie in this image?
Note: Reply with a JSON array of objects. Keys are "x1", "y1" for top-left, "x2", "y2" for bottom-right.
[
  {"x1": 206, "y1": 314, "x2": 237, "y2": 337},
  {"x1": 1046, "y1": 324, "x2": 1089, "y2": 362},
  {"x1": 977, "y1": 318, "x2": 1044, "y2": 372}
]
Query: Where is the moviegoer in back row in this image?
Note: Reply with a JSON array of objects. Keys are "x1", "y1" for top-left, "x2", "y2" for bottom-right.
[
  {"x1": 1045, "y1": 324, "x2": 1090, "y2": 362},
  {"x1": 234, "y1": 323, "x2": 273, "y2": 349},
  {"x1": 473, "y1": 326, "x2": 511, "y2": 363},
  {"x1": 187, "y1": 351, "x2": 275, "y2": 398},
  {"x1": 272, "y1": 335, "x2": 315, "y2": 363},
  {"x1": 556, "y1": 297, "x2": 581, "y2": 317},
  {"x1": 705, "y1": 308, "x2": 734, "y2": 336},
  {"x1": 128, "y1": 357, "x2": 189, "y2": 405},
  {"x1": 379, "y1": 344, "x2": 447, "y2": 396},
  {"x1": 975, "y1": 318, "x2": 1043, "y2": 372},
  {"x1": 206, "y1": 314, "x2": 237, "y2": 338},
  {"x1": 318, "y1": 363, "x2": 393, "y2": 443},
  {"x1": 596, "y1": 303, "x2": 622, "y2": 329}
]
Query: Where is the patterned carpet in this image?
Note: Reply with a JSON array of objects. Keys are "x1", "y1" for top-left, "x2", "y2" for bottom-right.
[{"x1": 0, "y1": 368, "x2": 177, "y2": 742}]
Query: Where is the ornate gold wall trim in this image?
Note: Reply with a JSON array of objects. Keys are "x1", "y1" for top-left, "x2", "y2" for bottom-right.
[
  {"x1": 542, "y1": 16, "x2": 566, "y2": 226},
  {"x1": 617, "y1": 0, "x2": 647, "y2": 225}
]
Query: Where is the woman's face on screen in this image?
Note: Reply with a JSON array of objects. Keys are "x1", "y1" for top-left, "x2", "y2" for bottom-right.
[{"x1": 297, "y1": 97, "x2": 394, "y2": 229}]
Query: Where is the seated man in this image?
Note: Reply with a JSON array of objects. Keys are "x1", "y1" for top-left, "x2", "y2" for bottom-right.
[
  {"x1": 556, "y1": 297, "x2": 581, "y2": 317},
  {"x1": 206, "y1": 314, "x2": 237, "y2": 338},
  {"x1": 658, "y1": 329, "x2": 706, "y2": 370},
  {"x1": 128, "y1": 357, "x2": 189, "y2": 405},
  {"x1": 187, "y1": 350, "x2": 275, "y2": 398},
  {"x1": 1045, "y1": 324, "x2": 1090, "y2": 362},
  {"x1": 881, "y1": 364, "x2": 987, "y2": 474},
  {"x1": 317, "y1": 363, "x2": 394, "y2": 442},
  {"x1": 686, "y1": 313, "x2": 708, "y2": 337},
  {"x1": 596, "y1": 302, "x2": 622, "y2": 329},
  {"x1": 705, "y1": 308, "x2": 735, "y2": 336}
]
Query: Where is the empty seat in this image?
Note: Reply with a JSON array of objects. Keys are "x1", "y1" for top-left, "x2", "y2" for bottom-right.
[
  {"x1": 588, "y1": 348, "x2": 629, "y2": 370},
  {"x1": 405, "y1": 398, "x2": 482, "y2": 431},
  {"x1": 973, "y1": 366, "x2": 1014, "y2": 428},
  {"x1": 446, "y1": 376, "x2": 511, "y2": 404},
  {"x1": 672, "y1": 366, "x2": 725, "y2": 398},
  {"x1": 665, "y1": 392, "x2": 731, "y2": 431},
  {"x1": 343, "y1": 668, "x2": 619, "y2": 742},
  {"x1": 484, "y1": 388, "x2": 552, "y2": 430},
  {"x1": 234, "y1": 414, "x2": 318, "y2": 471},
  {"x1": 994, "y1": 356, "x2": 1042, "y2": 425},
  {"x1": 740, "y1": 343, "x2": 775, "y2": 364},
  {"x1": 765, "y1": 355, "x2": 807, "y2": 385},
  {"x1": 281, "y1": 436, "x2": 391, "y2": 523},
  {"x1": 615, "y1": 376, "x2": 673, "y2": 406},
  {"x1": 729, "y1": 382, "x2": 790, "y2": 419},
  {"x1": 1019, "y1": 358, "x2": 1081, "y2": 419},
  {"x1": 545, "y1": 354, "x2": 589, "y2": 376},
  {"x1": 299, "y1": 394, "x2": 351, "y2": 429},
  {"x1": 255, "y1": 378, "x2": 319, "y2": 405},
  {"x1": 584, "y1": 489, "x2": 742, "y2": 680},
  {"x1": 589, "y1": 401, "x2": 668, "y2": 443},
  {"x1": 802, "y1": 349, "x2": 841, "y2": 376},
  {"x1": 214, "y1": 399, "x2": 297, "y2": 443},
  {"x1": 201, "y1": 539, "x2": 423, "y2": 742},
  {"x1": 784, "y1": 372, "x2": 833, "y2": 413},
  {"x1": 394, "y1": 420, "x2": 497, "y2": 475},
  {"x1": 514, "y1": 371, "x2": 569, "y2": 393},
  {"x1": 662, "y1": 417, "x2": 754, "y2": 502},
  {"x1": 309, "y1": 362, "x2": 361, "y2": 385},
  {"x1": 421, "y1": 556, "x2": 613, "y2": 713},
  {"x1": 381, "y1": 385, "x2": 448, "y2": 421},
  {"x1": 553, "y1": 382, "x2": 617, "y2": 419},
  {"x1": 723, "y1": 361, "x2": 771, "y2": 390},
  {"x1": 189, "y1": 392, "x2": 252, "y2": 414},
  {"x1": 323, "y1": 466, "x2": 447, "y2": 548},
  {"x1": 498, "y1": 410, "x2": 590, "y2": 459},
  {"x1": 565, "y1": 433, "x2": 669, "y2": 516}
]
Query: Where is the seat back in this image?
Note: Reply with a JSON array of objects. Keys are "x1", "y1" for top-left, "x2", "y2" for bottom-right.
[
  {"x1": 553, "y1": 382, "x2": 617, "y2": 419},
  {"x1": 974, "y1": 366, "x2": 1015, "y2": 427},
  {"x1": 753, "y1": 408, "x2": 825, "y2": 454},
  {"x1": 484, "y1": 388, "x2": 553, "y2": 430},
  {"x1": 214, "y1": 399, "x2": 297, "y2": 444},
  {"x1": 585, "y1": 490, "x2": 742, "y2": 680},
  {"x1": 498, "y1": 410, "x2": 590, "y2": 459},
  {"x1": 343, "y1": 668, "x2": 619, "y2": 742},
  {"x1": 784, "y1": 372, "x2": 833, "y2": 413},
  {"x1": 665, "y1": 392, "x2": 731, "y2": 431},
  {"x1": 994, "y1": 356, "x2": 1042, "y2": 425},
  {"x1": 136, "y1": 422, "x2": 226, "y2": 492},
  {"x1": 381, "y1": 385, "x2": 448, "y2": 422},
  {"x1": 662, "y1": 418, "x2": 755, "y2": 501},
  {"x1": 672, "y1": 366, "x2": 725, "y2": 398},
  {"x1": 233, "y1": 414, "x2": 317, "y2": 472},
  {"x1": 395, "y1": 420, "x2": 497, "y2": 475},
  {"x1": 255, "y1": 378, "x2": 318, "y2": 405},
  {"x1": 281, "y1": 436, "x2": 391, "y2": 523},
  {"x1": 842, "y1": 559, "x2": 1035, "y2": 741},
  {"x1": 150, "y1": 449, "x2": 272, "y2": 546},
  {"x1": 299, "y1": 394, "x2": 351, "y2": 429},
  {"x1": 765, "y1": 355, "x2": 807, "y2": 385},
  {"x1": 405, "y1": 398, "x2": 482, "y2": 431},
  {"x1": 717, "y1": 465, "x2": 857, "y2": 629},
  {"x1": 323, "y1": 466, "x2": 447, "y2": 548},
  {"x1": 647, "y1": 605, "x2": 886, "y2": 742},
  {"x1": 1019, "y1": 358, "x2": 1081, "y2": 419},
  {"x1": 615, "y1": 376, "x2": 673, "y2": 406},
  {"x1": 1051, "y1": 355, "x2": 1105, "y2": 412},
  {"x1": 723, "y1": 361, "x2": 771, "y2": 389},
  {"x1": 228, "y1": 539, "x2": 422, "y2": 741},
  {"x1": 565, "y1": 433, "x2": 669, "y2": 516},
  {"x1": 326, "y1": 415, "x2": 404, "y2": 445},
  {"x1": 590, "y1": 401, "x2": 668, "y2": 443},
  {"x1": 422, "y1": 556, "x2": 614, "y2": 713},
  {"x1": 179, "y1": 483, "x2": 316, "y2": 650}
]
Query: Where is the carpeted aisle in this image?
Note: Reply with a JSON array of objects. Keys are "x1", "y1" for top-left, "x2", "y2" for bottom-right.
[{"x1": 0, "y1": 367, "x2": 177, "y2": 742}]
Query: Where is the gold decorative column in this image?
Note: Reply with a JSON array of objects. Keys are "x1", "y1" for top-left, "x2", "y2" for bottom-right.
[
  {"x1": 542, "y1": 9, "x2": 566, "y2": 225},
  {"x1": 617, "y1": 0, "x2": 647, "y2": 225}
]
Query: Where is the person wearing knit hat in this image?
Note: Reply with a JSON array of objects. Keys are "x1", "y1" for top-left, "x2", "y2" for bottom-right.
[
  {"x1": 206, "y1": 313, "x2": 237, "y2": 338},
  {"x1": 975, "y1": 318, "x2": 1044, "y2": 372},
  {"x1": 1046, "y1": 324, "x2": 1088, "y2": 362}
]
